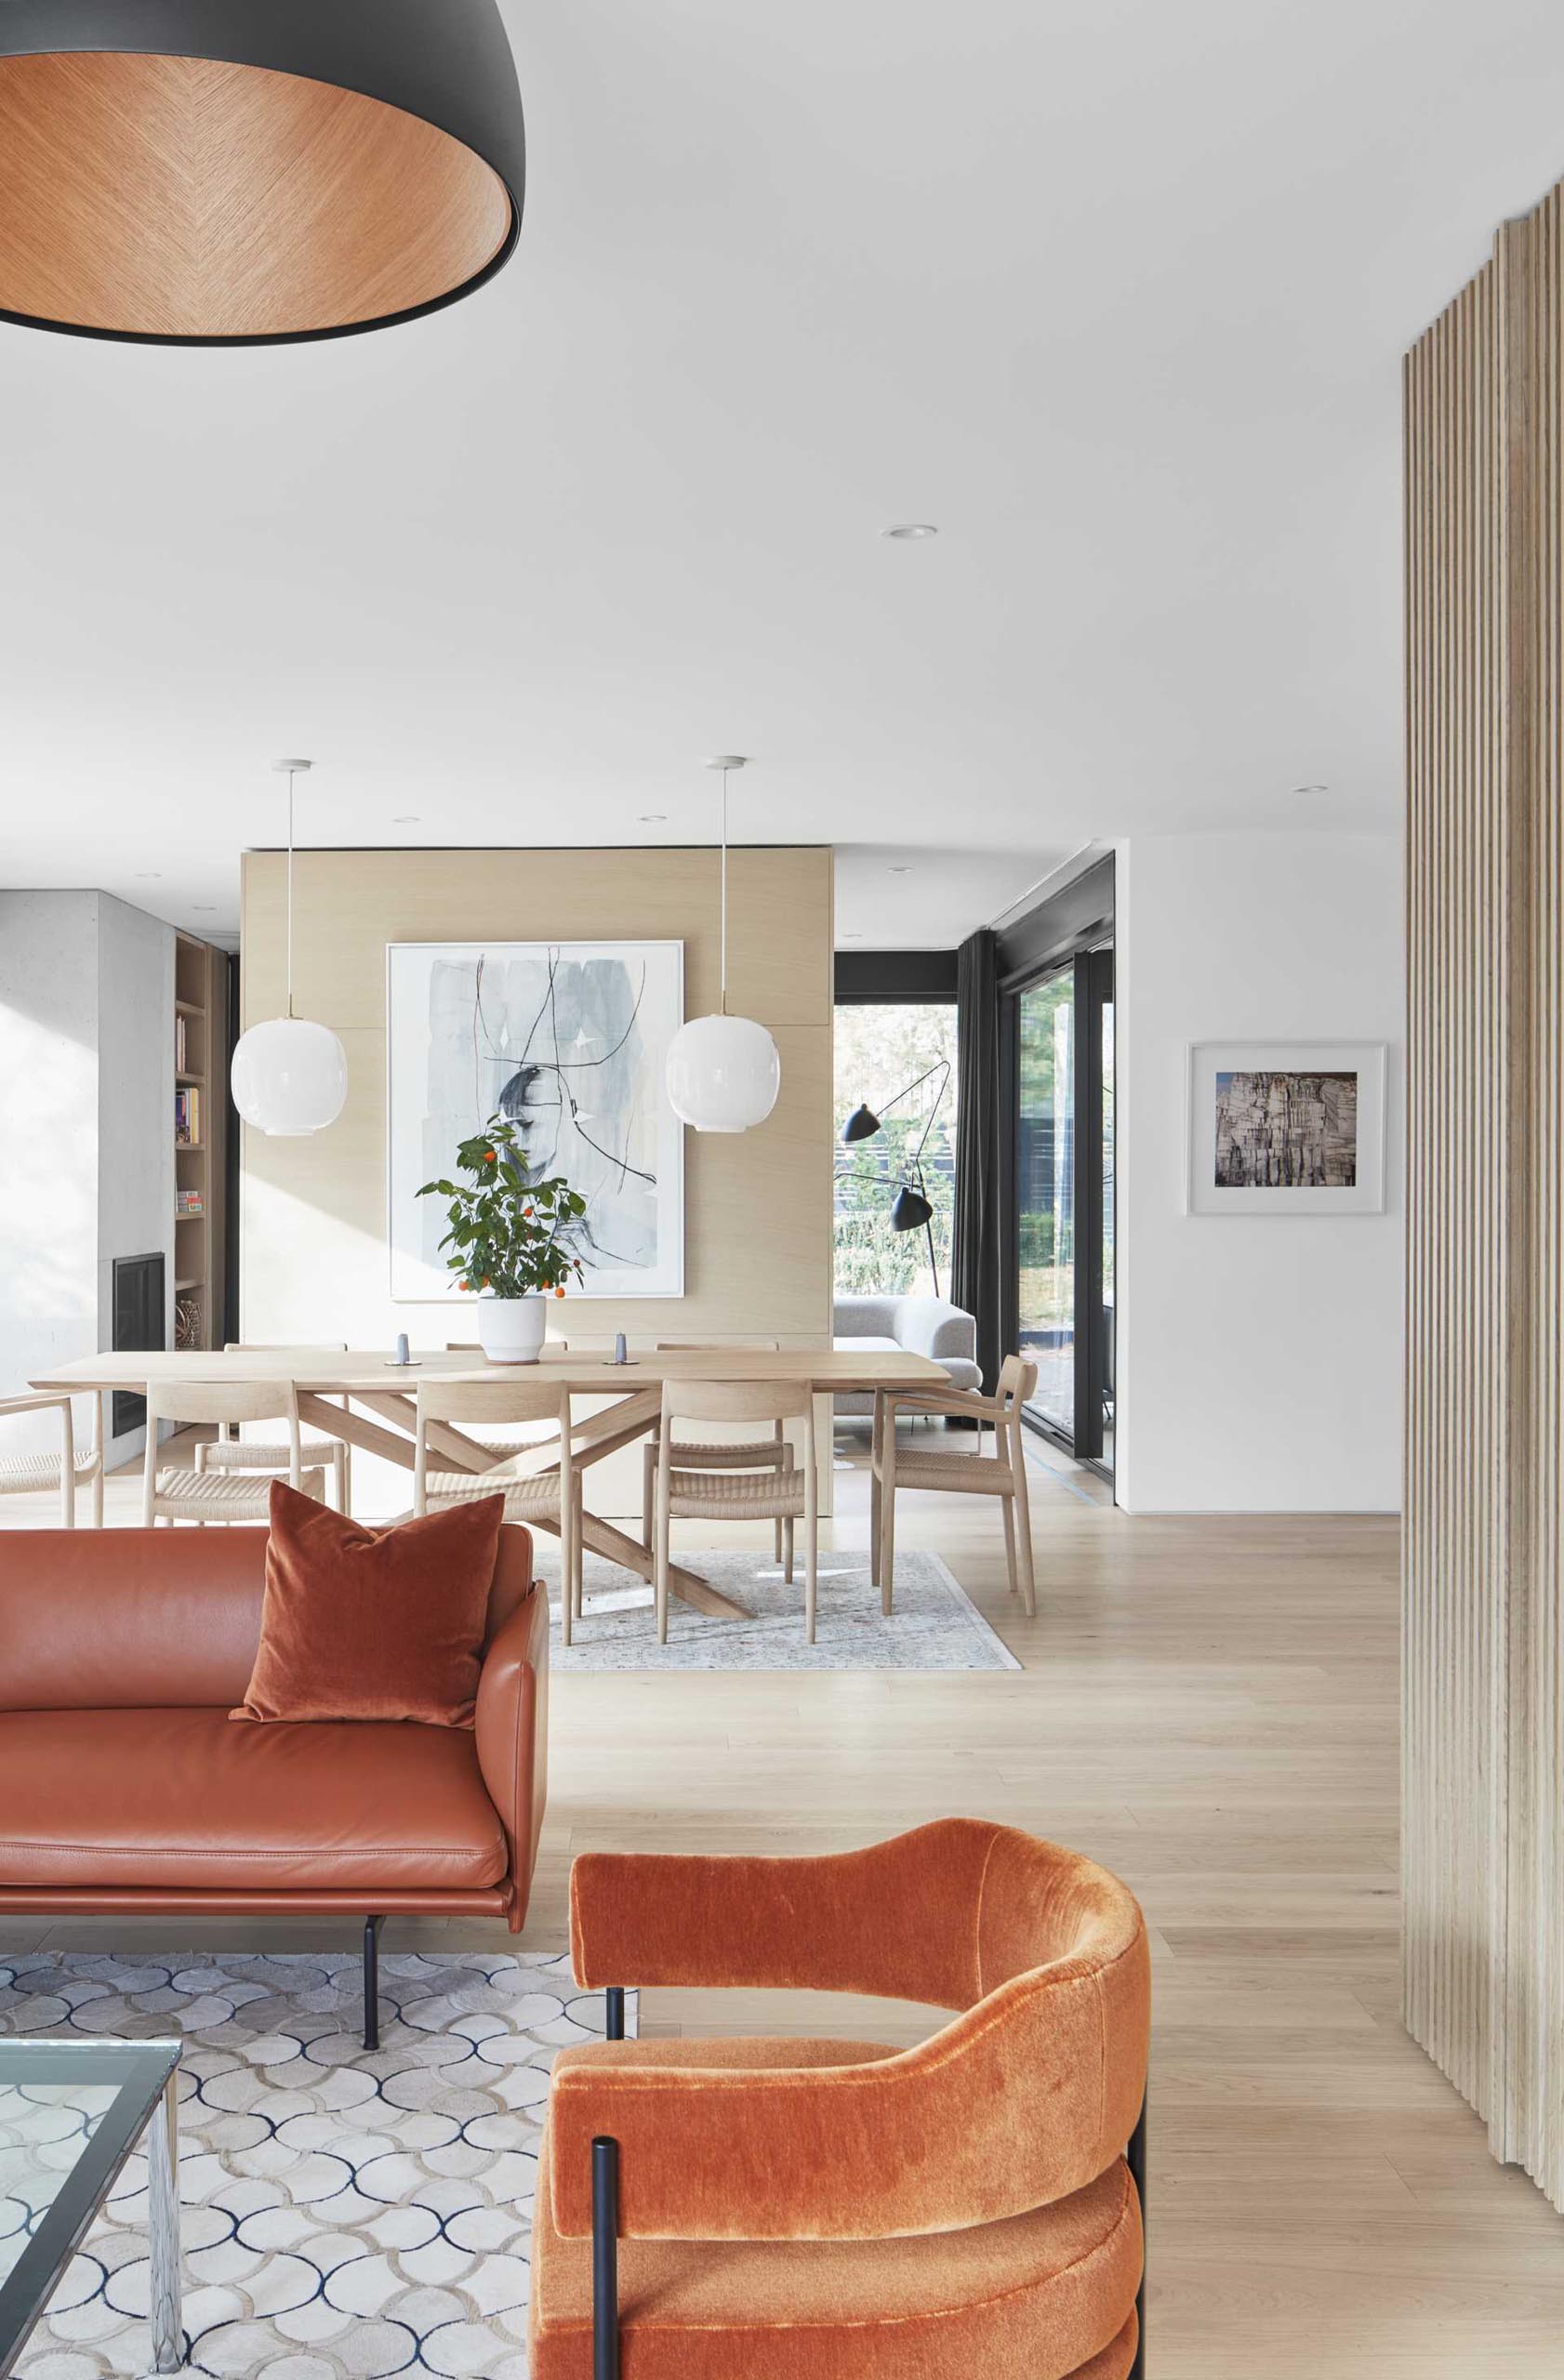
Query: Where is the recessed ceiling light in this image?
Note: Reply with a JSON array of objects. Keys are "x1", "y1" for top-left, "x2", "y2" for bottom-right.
[
  {"x1": 135, "y1": 871, "x2": 162, "y2": 879},
  {"x1": 639, "y1": 813, "x2": 667, "y2": 824},
  {"x1": 192, "y1": 905, "x2": 216, "y2": 912},
  {"x1": 1292, "y1": 783, "x2": 1330, "y2": 796},
  {"x1": 843, "y1": 932, "x2": 865, "y2": 941},
  {"x1": 882, "y1": 523, "x2": 938, "y2": 539},
  {"x1": 889, "y1": 865, "x2": 913, "y2": 875},
  {"x1": 392, "y1": 813, "x2": 420, "y2": 824}
]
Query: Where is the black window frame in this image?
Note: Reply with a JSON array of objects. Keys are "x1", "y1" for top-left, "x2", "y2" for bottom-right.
[{"x1": 997, "y1": 860, "x2": 1115, "y2": 1475}]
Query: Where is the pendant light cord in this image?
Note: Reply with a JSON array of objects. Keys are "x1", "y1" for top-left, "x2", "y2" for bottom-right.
[
  {"x1": 719, "y1": 761, "x2": 729, "y2": 1017},
  {"x1": 285, "y1": 766, "x2": 297, "y2": 1020}
]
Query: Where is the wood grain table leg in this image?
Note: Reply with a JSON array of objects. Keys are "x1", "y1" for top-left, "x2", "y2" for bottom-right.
[{"x1": 578, "y1": 1510, "x2": 750, "y2": 1621}]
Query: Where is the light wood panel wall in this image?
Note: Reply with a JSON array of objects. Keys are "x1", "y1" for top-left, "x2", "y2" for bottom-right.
[
  {"x1": 1405, "y1": 189, "x2": 1564, "y2": 2211},
  {"x1": 238, "y1": 845, "x2": 835, "y2": 1508}
]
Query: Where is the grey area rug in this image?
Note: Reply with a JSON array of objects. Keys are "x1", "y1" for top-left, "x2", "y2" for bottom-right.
[
  {"x1": 0, "y1": 1950, "x2": 631, "y2": 2379},
  {"x1": 543, "y1": 1546, "x2": 1020, "y2": 1672}
]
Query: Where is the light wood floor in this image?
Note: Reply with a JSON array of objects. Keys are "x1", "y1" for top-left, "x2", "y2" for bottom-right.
[{"x1": 5, "y1": 1436, "x2": 1561, "y2": 2374}]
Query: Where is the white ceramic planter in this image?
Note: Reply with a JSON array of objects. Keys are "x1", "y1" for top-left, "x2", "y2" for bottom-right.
[{"x1": 476, "y1": 1293, "x2": 547, "y2": 1364}]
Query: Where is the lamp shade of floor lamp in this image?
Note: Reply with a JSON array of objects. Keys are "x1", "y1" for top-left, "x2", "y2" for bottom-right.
[
  {"x1": 0, "y1": 0, "x2": 525, "y2": 343},
  {"x1": 837, "y1": 1060, "x2": 950, "y2": 1295},
  {"x1": 891, "y1": 1183, "x2": 934, "y2": 1236}
]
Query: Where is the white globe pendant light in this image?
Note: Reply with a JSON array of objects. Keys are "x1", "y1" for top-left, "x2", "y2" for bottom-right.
[
  {"x1": 666, "y1": 758, "x2": 782, "y2": 1133},
  {"x1": 231, "y1": 760, "x2": 348, "y2": 1137}
]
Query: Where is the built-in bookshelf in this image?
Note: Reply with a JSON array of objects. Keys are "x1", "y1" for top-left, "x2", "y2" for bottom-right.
[{"x1": 173, "y1": 932, "x2": 228, "y2": 1350}]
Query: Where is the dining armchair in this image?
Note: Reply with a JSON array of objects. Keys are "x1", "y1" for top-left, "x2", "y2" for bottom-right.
[
  {"x1": 413, "y1": 1377, "x2": 582, "y2": 1642},
  {"x1": 872, "y1": 1354, "x2": 1039, "y2": 1616},
  {"x1": 642, "y1": 1341, "x2": 794, "y2": 1567},
  {"x1": 531, "y1": 1818, "x2": 1148, "y2": 2380},
  {"x1": 0, "y1": 1393, "x2": 105, "y2": 1527},
  {"x1": 143, "y1": 1382, "x2": 325, "y2": 1523},
  {"x1": 192, "y1": 1342, "x2": 352, "y2": 1510},
  {"x1": 653, "y1": 1376, "x2": 816, "y2": 1640}
]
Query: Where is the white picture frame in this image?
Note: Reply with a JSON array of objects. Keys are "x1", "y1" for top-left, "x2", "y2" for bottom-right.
[
  {"x1": 1186, "y1": 1041, "x2": 1386, "y2": 1215},
  {"x1": 387, "y1": 939, "x2": 686, "y2": 1299}
]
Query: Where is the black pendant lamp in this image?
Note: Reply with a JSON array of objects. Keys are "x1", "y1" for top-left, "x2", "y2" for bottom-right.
[{"x1": 0, "y1": 1, "x2": 525, "y2": 344}]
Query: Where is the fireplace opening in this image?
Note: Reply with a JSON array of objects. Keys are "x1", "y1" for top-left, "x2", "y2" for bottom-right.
[{"x1": 112, "y1": 1252, "x2": 166, "y2": 1436}]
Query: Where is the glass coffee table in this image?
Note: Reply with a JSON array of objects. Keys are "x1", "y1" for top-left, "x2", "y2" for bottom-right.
[{"x1": 0, "y1": 2039, "x2": 182, "y2": 2377}]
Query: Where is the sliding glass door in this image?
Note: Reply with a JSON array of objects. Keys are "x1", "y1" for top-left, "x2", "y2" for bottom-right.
[
  {"x1": 1016, "y1": 969, "x2": 1076, "y2": 1435},
  {"x1": 1006, "y1": 944, "x2": 1114, "y2": 1473}
]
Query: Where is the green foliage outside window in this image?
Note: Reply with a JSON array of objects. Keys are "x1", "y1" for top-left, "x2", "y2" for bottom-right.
[{"x1": 833, "y1": 1003, "x2": 959, "y2": 1298}]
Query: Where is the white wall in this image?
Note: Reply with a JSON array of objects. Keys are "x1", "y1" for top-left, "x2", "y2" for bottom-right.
[
  {"x1": 0, "y1": 892, "x2": 173, "y2": 1467},
  {"x1": 1115, "y1": 832, "x2": 1402, "y2": 1514}
]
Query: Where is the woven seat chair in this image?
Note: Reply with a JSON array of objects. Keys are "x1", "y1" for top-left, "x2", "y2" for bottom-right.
[
  {"x1": 414, "y1": 1377, "x2": 582, "y2": 1642},
  {"x1": 442, "y1": 1341, "x2": 613, "y2": 1467},
  {"x1": 872, "y1": 1354, "x2": 1039, "y2": 1616},
  {"x1": 0, "y1": 1393, "x2": 105, "y2": 1527},
  {"x1": 193, "y1": 1342, "x2": 352, "y2": 1511},
  {"x1": 642, "y1": 1342, "x2": 795, "y2": 1570},
  {"x1": 439, "y1": 1345, "x2": 654, "y2": 1633},
  {"x1": 143, "y1": 1382, "x2": 325, "y2": 1524},
  {"x1": 653, "y1": 1377, "x2": 817, "y2": 1642}
]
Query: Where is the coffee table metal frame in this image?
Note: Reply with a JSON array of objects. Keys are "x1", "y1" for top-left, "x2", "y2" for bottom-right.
[{"x1": 0, "y1": 2037, "x2": 182, "y2": 2378}]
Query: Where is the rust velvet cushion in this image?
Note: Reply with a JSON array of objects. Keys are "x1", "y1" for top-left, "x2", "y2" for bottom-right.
[
  {"x1": 232, "y1": 1482, "x2": 506, "y2": 1728},
  {"x1": 530, "y1": 2131, "x2": 1141, "y2": 2380}
]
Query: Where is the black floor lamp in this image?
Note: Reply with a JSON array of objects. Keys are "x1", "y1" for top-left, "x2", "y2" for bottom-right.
[{"x1": 840, "y1": 1058, "x2": 951, "y2": 1296}]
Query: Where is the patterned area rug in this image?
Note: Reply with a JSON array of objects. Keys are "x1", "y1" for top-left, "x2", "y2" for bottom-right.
[
  {"x1": 0, "y1": 1950, "x2": 629, "y2": 2378},
  {"x1": 548, "y1": 1546, "x2": 1020, "y2": 1672}
]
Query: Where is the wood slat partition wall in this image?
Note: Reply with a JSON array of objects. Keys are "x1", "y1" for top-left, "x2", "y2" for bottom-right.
[{"x1": 1405, "y1": 189, "x2": 1564, "y2": 2210}]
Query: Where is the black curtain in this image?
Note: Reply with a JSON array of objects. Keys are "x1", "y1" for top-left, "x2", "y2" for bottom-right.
[{"x1": 952, "y1": 928, "x2": 1001, "y2": 1392}]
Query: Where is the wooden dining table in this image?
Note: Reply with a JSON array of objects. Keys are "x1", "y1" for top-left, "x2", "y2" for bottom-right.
[{"x1": 30, "y1": 1344, "x2": 948, "y2": 1624}]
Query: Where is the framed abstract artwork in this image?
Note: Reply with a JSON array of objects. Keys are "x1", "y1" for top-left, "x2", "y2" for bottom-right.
[
  {"x1": 1186, "y1": 1041, "x2": 1387, "y2": 1215},
  {"x1": 387, "y1": 940, "x2": 685, "y2": 1299}
]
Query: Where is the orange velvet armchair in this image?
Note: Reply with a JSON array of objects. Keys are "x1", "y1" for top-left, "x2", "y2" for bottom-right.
[{"x1": 529, "y1": 1818, "x2": 1149, "y2": 2380}]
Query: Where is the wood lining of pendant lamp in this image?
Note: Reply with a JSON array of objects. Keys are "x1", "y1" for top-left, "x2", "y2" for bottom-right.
[{"x1": 0, "y1": 52, "x2": 516, "y2": 339}]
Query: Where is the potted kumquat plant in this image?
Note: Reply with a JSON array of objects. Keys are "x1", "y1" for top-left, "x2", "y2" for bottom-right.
[{"x1": 417, "y1": 1116, "x2": 588, "y2": 1362}]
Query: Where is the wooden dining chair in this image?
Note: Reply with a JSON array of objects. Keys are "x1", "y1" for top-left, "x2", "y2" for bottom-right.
[
  {"x1": 654, "y1": 1378, "x2": 818, "y2": 1643},
  {"x1": 413, "y1": 1378, "x2": 582, "y2": 1643},
  {"x1": 144, "y1": 1382, "x2": 325, "y2": 1524},
  {"x1": 192, "y1": 1342, "x2": 352, "y2": 1510},
  {"x1": 872, "y1": 1355, "x2": 1040, "y2": 1617},
  {"x1": 0, "y1": 1392, "x2": 105, "y2": 1527},
  {"x1": 643, "y1": 1342, "x2": 795, "y2": 1567}
]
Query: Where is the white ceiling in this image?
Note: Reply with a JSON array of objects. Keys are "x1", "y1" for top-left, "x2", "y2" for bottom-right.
[{"x1": 1, "y1": 0, "x2": 1561, "y2": 951}]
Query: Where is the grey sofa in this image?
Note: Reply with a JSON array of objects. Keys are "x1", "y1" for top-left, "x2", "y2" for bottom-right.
[{"x1": 832, "y1": 1293, "x2": 981, "y2": 1416}]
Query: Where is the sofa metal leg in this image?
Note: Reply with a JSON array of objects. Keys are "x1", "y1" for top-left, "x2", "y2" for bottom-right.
[
  {"x1": 363, "y1": 1915, "x2": 384, "y2": 2052},
  {"x1": 605, "y1": 1986, "x2": 625, "y2": 2042},
  {"x1": 1128, "y1": 2088, "x2": 1146, "y2": 2377},
  {"x1": 592, "y1": 2135, "x2": 619, "y2": 2380}
]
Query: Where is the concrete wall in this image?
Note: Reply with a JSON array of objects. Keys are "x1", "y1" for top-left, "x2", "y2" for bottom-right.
[
  {"x1": 0, "y1": 893, "x2": 101, "y2": 1461},
  {"x1": 95, "y1": 895, "x2": 176, "y2": 1463},
  {"x1": 1115, "y1": 831, "x2": 1403, "y2": 1513},
  {"x1": 0, "y1": 891, "x2": 173, "y2": 1468}
]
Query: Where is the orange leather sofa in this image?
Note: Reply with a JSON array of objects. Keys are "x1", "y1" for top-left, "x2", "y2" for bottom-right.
[
  {"x1": 0, "y1": 1523, "x2": 549, "y2": 2044},
  {"x1": 531, "y1": 1818, "x2": 1149, "y2": 2380}
]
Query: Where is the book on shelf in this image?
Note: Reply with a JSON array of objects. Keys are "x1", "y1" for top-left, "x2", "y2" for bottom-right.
[
  {"x1": 176, "y1": 1187, "x2": 205, "y2": 1218},
  {"x1": 175, "y1": 1013, "x2": 187, "y2": 1072},
  {"x1": 174, "y1": 1086, "x2": 202, "y2": 1144}
]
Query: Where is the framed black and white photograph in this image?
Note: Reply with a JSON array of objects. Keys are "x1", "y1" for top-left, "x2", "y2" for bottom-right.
[
  {"x1": 388, "y1": 939, "x2": 685, "y2": 1298},
  {"x1": 1186, "y1": 1041, "x2": 1386, "y2": 1214}
]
